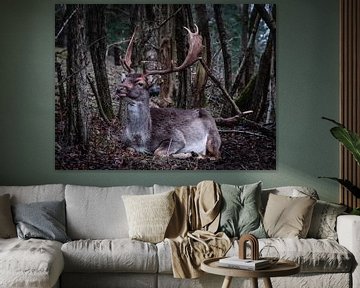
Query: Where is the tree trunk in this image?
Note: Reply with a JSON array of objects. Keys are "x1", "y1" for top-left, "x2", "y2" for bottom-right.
[
  {"x1": 230, "y1": 12, "x2": 260, "y2": 98},
  {"x1": 250, "y1": 33, "x2": 273, "y2": 122},
  {"x1": 174, "y1": 5, "x2": 191, "y2": 108},
  {"x1": 158, "y1": 4, "x2": 175, "y2": 106},
  {"x1": 113, "y1": 46, "x2": 120, "y2": 66},
  {"x1": 239, "y1": 4, "x2": 253, "y2": 86},
  {"x1": 192, "y1": 4, "x2": 211, "y2": 108},
  {"x1": 239, "y1": 4, "x2": 249, "y2": 61},
  {"x1": 255, "y1": 5, "x2": 276, "y2": 35},
  {"x1": 214, "y1": 4, "x2": 232, "y2": 91},
  {"x1": 66, "y1": 4, "x2": 89, "y2": 147},
  {"x1": 55, "y1": 60, "x2": 66, "y2": 116},
  {"x1": 87, "y1": 5, "x2": 114, "y2": 121}
]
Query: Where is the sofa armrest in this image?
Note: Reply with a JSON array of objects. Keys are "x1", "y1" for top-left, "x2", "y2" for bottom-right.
[{"x1": 337, "y1": 215, "x2": 360, "y2": 288}]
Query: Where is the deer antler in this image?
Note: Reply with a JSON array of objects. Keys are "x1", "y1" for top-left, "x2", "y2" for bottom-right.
[
  {"x1": 121, "y1": 26, "x2": 138, "y2": 72},
  {"x1": 145, "y1": 24, "x2": 203, "y2": 76}
]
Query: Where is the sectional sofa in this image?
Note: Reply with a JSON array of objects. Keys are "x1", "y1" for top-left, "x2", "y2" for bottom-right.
[{"x1": 0, "y1": 183, "x2": 359, "y2": 288}]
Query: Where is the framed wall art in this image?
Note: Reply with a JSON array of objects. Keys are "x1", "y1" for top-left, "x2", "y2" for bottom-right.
[{"x1": 55, "y1": 4, "x2": 276, "y2": 170}]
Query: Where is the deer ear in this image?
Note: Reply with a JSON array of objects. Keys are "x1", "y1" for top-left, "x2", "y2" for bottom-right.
[{"x1": 120, "y1": 72, "x2": 127, "y2": 83}]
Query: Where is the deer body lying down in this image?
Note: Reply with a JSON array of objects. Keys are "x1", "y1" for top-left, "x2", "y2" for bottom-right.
[
  {"x1": 118, "y1": 25, "x2": 220, "y2": 158},
  {"x1": 118, "y1": 73, "x2": 221, "y2": 158}
]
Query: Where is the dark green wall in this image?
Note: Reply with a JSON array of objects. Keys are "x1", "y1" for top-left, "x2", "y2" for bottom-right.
[{"x1": 0, "y1": 0, "x2": 340, "y2": 202}]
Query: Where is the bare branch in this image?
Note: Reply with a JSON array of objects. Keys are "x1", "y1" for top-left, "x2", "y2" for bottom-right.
[
  {"x1": 156, "y1": 6, "x2": 183, "y2": 30},
  {"x1": 199, "y1": 58, "x2": 244, "y2": 117},
  {"x1": 219, "y1": 129, "x2": 267, "y2": 138},
  {"x1": 55, "y1": 8, "x2": 78, "y2": 41},
  {"x1": 200, "y1": 59, "x2": 275, "y2": 138},
  {"x1": 254, "y1": 5, "x2": 276, "y2": 33}
]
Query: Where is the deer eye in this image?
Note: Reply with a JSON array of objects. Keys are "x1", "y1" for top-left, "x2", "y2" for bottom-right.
[{"x1": 137, "y1": 82, "x2": 145, "y2": 87}]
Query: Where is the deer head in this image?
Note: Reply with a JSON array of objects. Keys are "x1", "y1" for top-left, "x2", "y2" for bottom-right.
[{"x1": 117, "y1": 25, "x2": 221, "y2": 158}]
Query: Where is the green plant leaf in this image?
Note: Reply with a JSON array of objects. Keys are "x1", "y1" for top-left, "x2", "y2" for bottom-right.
[
  {"x1": 351, "y1": 208, "x2": 360, "y2": 215},
  {"x1": 319, "y1": 177, "x2": 360, "y2": 198},
  {"x1": 322, "y1": 117, "x2": 360, "y2": 165},
  {"x1": 330, "y1": 127, "x2": 360, "y2": 165}
]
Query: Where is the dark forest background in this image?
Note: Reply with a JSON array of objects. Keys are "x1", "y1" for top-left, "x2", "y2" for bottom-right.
[{"x1": 55, "y1": 4, "x2": 276, "y2": 170}]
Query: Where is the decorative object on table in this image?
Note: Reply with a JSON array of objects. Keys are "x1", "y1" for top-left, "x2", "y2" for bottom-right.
[
  {"x1": 238, "y1": 233, "x2": 259, "y2": 260},
  {"x1": 219, "y1": 234, "x2": 272, "y2": 270},
  {"x1": 259, "y1": 245, "x2": 280, "y2": 265},
  {"x1": 218, "y1": 257, "x2": 271, "y2": 270},
  {"x1": 320, "y1": 117, "x2": 360, "y2": 211},
  {"x1": 219, "y1": 234, "x2": 270, "y2": 270}
]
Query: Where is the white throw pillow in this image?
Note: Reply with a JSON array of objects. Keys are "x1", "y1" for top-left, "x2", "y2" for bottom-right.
[{"x1": 122, "y1": 191, "x2": 175, "y2": 243}]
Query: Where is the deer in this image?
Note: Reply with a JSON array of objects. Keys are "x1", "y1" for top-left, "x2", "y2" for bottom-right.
[{"x1": 117, "y1": 25, "x2": 221, "y2": 159}]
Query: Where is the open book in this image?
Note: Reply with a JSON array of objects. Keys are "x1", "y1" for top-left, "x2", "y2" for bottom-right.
[{"x1": 218, "y1": 257, "x2": 271, "y2": 270}]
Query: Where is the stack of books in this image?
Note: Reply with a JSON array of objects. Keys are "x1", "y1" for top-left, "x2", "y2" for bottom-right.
[{"x1": 218, "y1": 256, "x2": 271, "y2": 270}]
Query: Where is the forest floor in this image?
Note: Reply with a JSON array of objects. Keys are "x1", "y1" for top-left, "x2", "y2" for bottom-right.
[{"x1": 55, "y1": 115, "x2": 276, "y2": 170}]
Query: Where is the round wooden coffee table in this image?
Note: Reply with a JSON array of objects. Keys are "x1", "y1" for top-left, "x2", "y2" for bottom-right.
[{"x1": 201, "y1": 257, "x2": 300, "y2": 288}]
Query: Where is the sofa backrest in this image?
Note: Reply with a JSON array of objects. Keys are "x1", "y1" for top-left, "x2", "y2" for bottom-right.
[
  {"x1": 261, "y1": 186, "x2": 319, "y2": 212},
  {"x1": 0, "y1": 184, "x2": 65, "y2": 204},
  {"x1": 153, "y1": 184, "x2": 176, "y2": 194},
  {"x1": 0, "y1": 184, "x2": 320, "y2": 240},
  {"x1": 65, "y1": 184, "x2": 153, "y2": 239}
]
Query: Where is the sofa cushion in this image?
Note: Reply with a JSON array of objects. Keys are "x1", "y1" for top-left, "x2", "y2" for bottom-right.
[
  {"x1": 61, "y1": 239, "x2": 158, "y2": 273},
  {"x1": 122, "y1": 191, "x2": 175, "y2": 243},
  {"x1": 157, "y1": 237, "x2": 353, "y2": 274},
  {"x1": 260, "y1": 238, "x2": 353, "y2": 273},
  {"x1": 61, "y1": 273, "x2": 157, "y2": 288},
  {"x1": 156, "y1": 240, "x2": 173, "y2": 274},
  {"x1": 307, "y1": 200, "x2": 347, "y2": 240},
  {"x1": 263, "y1": 193, "x2": 316, "y2": 238},
  {"x1": 65, "y1": 185, "x2": 153, "y2": 239},
  {"x1": 0, "y1": 194, "x2": 16, "y2": 238},
  {"x1": 0, "y1": 184, "x2": 65, "y2": 204},
  {"x1": 0, "y1": 238, "x2": 64, "y2": 288},
  {"x1": 12, "y1": 200, "x2": 70, "y2": 243},
  {"x1": 261, "y1": 186, "x2": 319, "y2": 212},
  {"x1": 218, "y1": 182, "x2": 266, "y2": 238}
]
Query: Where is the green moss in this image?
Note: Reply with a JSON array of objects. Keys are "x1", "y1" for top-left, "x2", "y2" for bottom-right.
[{"x1": 234, "y1": 75, "x2": 257, "y2": 110}]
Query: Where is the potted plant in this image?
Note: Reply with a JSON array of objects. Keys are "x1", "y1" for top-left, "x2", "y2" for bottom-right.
[{"x1": 321, "y1": 117, "x2": 360, "y2": 215}]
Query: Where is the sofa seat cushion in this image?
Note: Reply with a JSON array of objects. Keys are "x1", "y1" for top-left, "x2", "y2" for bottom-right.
[
  {"x1": 226, "y1": 238, "x2": 354, "y2": 273},
  {"x1": 62, "y1": 239, "x2": 158, "y2": 273},
  {"x1": 0, "y1": 238, "x2": 64, "y2": 288},
  {"x1": 157, "y1": 238, "x2": 354, "y2": 274}
]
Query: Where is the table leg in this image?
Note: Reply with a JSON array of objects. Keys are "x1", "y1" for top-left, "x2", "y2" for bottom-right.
[
  {"x1": 221, "y1": 276, "x2": 233, "y2": 288},
  {"x1": 263, "y1": 277, "x2": 273, "y2": 288},
  {"x1": 251, "y1": 278, "x2": 258, "y2": 288}
]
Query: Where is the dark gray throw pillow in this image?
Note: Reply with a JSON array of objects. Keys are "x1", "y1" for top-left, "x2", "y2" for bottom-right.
[
  {"x1": 12, "y1": 200, "x2": 70, "y2": 243},
  {"x1": 218, "y1": 182, "x2": 267, "y2": 239}
]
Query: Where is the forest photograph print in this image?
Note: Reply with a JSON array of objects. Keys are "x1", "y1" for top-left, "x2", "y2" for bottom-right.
[{"x1": 55, "y1": 4, "x2": 276, "y2": 170}]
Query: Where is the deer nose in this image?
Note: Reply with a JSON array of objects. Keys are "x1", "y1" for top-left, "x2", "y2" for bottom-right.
[{"x1": 116, "y1": 85, "x2": 129, "y2": 97}]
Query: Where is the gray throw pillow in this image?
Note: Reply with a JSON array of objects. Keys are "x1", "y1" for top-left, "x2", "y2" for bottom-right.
[
  {"x1": 218, "y1": 182, "x2": 266, "y2": 238},
  {"x1": 12, "y1": 200, "x2": 70, "y2": 243}
]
